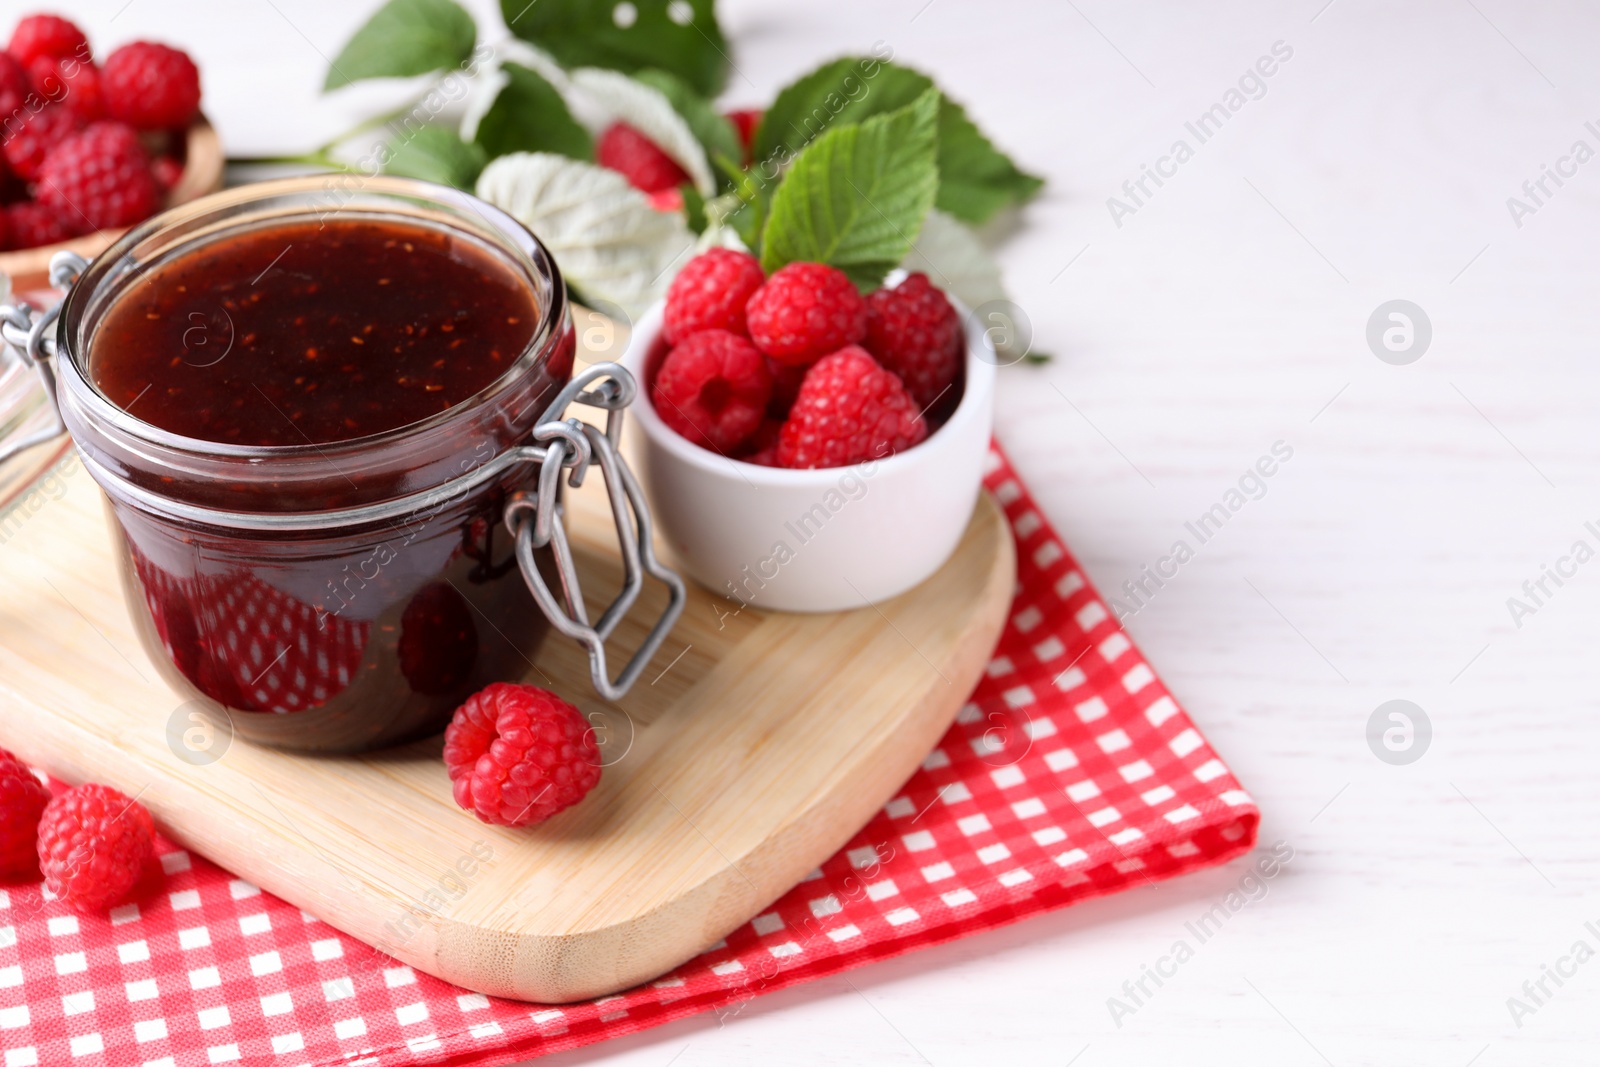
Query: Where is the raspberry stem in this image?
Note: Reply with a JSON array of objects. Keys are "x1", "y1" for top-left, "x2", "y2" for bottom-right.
[
  {"x1": 225, "y1": 150, "x2": 349, "y2": 171},
  {"x1": 226, "y1": 93, "x2": 435, "y2": 174}
]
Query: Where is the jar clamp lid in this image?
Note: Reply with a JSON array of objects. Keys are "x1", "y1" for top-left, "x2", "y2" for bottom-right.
[{"x1": 0, "y1": 248, "x2": 685, "y2": 703}]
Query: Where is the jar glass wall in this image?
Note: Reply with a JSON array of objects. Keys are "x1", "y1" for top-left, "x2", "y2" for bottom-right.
[{"x1": 51, "y1": 177, "x2": 576, "y2": 753}]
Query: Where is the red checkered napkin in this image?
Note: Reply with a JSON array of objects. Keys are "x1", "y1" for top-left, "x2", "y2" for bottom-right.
[{"x1": 0, "y1": 445, "x2": 1258, "y2": 1067}]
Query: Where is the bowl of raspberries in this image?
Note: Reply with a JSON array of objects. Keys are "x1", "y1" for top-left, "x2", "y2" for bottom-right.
[
  {"x1": 0, "y1": 13, "x2": 222, "y2": 290},
  {"x1": 624, "y1": 249, "x2": 996, "y2": 613}
]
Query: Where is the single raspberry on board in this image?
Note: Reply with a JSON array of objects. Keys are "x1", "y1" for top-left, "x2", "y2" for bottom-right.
[
  {"x1": 36, "y1": 121, "x2": 161, "y2": 232},
  {"x1": 777, "y1": 345, "x2": 928, "y2": 469},
  {"x1": 745, "y1": 262, "x2": 868, "y2": 367},
  {"x1": 864, "y1": 272, "x2": 964, "y2": 414},
  {"x1": 28, "y1": 54, "x2": 103, "y2": 121},
  {"x1": 8, "y1": 15, "x2": 89, "y2": 67},
  {"x1": 37, "y1": 783, "x2": 156, "y2": 910},
  {"x1": 443, "y1": 683, "x2": 600, "y2": 828},
  {"x1": 102, "y1": 41, "x2": 201, "y2": 130},
  {"x1": 1, "y1": 102, "x2": 83, "y2": 181},
  {"x1": 652, "y1": 328, "x2": 772, "y2": 453},
  {"x1": 5, "y1": 200, "x2": 74, "y2": 248},
  {"x1": 596, "y1": 121, "x2": 689, "y2": 194},
  {"x1": 663, "y1": 248, "x2": 766, "y2": 343},
  {"x1": 0, "y1": 748, "x2": 50, "y2": 876}
]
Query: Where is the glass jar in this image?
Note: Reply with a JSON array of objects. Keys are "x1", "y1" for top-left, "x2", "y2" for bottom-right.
[{"x1": 0, "y1": 177, "x2": 683, "y2": 754}]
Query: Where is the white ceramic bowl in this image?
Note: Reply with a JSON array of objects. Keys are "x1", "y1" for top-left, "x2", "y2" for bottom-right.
[{"x1": 622, "y1": 301, "x2": 996, "y2": 612}]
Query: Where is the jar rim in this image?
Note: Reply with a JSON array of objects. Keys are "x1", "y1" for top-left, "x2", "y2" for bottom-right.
[{"x1": 54, "y1": 175, "x2": 567, "y2": 463}]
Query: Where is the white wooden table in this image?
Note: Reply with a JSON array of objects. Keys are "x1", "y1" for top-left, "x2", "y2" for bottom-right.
[{"x1": 62, "y1": 0, "x2": 1600, "y2": 1062}]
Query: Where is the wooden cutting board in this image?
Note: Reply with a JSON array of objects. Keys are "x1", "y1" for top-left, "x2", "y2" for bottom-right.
[{"x1": 0, "y1": 431, "x2": 1014, "y2": 1002}]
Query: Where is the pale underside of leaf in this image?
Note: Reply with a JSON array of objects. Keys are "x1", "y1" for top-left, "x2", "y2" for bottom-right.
[
  {"x1": 476, "y1": 153, "x2": 696, "y2": 319},
  {"x1": 565, "y1": 68, "x2": 715, "y2": 196},
  {"x1": 900, "y1": 209, "x2": 1007, "y2": 311}
]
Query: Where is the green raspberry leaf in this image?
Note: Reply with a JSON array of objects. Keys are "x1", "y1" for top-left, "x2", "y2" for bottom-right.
[
  {"x1": 760, "y1": 89, "x2": 939, "y2": 291},
  {"x1": 473, "y1": 63, "x2": 593, "y2": 162},
  {"x1": 680, "y1": 182, "x2": 709, "y2": 234},
  {"x1": 753, "y1": 56, "x2": 929, "y2": 165},
  {"x1": 934, "y1": 98, "x2": 1045, "y2": 224},
  {"x1": 632, "y1": 68, "x2": 742, "y2": 192},
  {"x1": 383, "y1": 124, "x2": 487, "y2": 189},
  {"x1": 714, "y1": 167, "x2": 771, "y2": 256},
  {"x1": 754, "y1": 56, "x2": 1044, "y2": 225},
  {"x1": 501, "y1": 0, "x2": 729, "y2": 97},
  {"x1": 324, "y1": 0, "x2": 478, "y2": 90}
]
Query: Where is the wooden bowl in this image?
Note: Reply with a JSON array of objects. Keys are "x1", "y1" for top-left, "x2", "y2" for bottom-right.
[{"x1": 0, "y1": 118, "x2": 224, "y2": 292}]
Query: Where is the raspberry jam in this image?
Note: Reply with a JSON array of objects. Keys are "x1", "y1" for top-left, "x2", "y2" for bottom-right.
[
  {"x1": 52, "y1": 179, "x2": 577, "y2": 753},
  {"x1": 90, "y1": 219, "x2": 537, "y2": 447}
]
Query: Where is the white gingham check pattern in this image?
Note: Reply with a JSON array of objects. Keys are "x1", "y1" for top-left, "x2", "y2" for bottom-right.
[{"x1": 0, "y1": 445, "x2": 1257, "y2": 1066}]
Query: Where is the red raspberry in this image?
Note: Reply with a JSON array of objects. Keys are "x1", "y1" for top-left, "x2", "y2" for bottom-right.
[
  {"x1": 647, "y1": 186, "x2": 683, "y2": 213},
  {"x1": 5, "y1": 200, "x2": 73, "y2": 248},
  {"x1": 745, "y1": 262, "x2": 868, "y2": 367},
  {"x1": 777, "y1": 346, "x2": 929, "y2": 469},
  {"x1": 0, "y1": 748, "x2": 49, "y2": 876},
  {"x1": 443, "y1": 683, "x2": 600, "y2": 827},
  {"x1": 596, "y1": 121, "x2": 689, "y2": 194},
  {"x1": 28, "y1": 54, "x2": 103, "y2": 121},
  {"x1": 0, "y1": 51, "x2": 31, "y2": 114},
  {"x1": 1, "y1": 102, "x2": 83, "y2": 180},
  {"x1": 726, "y1": 109, "x2": 761, "y2": 159},
  {"x1": 37, "y1": 783, "x2": 157, "y2": 910},
  {"x1": 150, "y1": 155, "x2": 183, "y2": 190},
  {"x1": 102, "y1": 41, "x2": 201, "y2": 130},
  {"x1": 864, "y1": 272, "x2": 965, "y2": 413},
  {"x1": 663, "y1": 248, "x2": 765, "y2": 343},
  {"x1": 37, "y1": 121, "x2": 161, "y2": 232},
  {"x1": 8, "y1": 15, "x2": 88, "y2": 67},
  {"x1": 652, "y1": 328, "x2": 772, "y2": 453}
]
